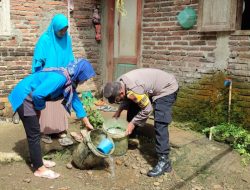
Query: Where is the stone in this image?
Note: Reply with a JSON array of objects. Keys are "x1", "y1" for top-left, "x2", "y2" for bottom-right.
[
  {"x1": 157, "y1": 178, "x2": 164, "y2": 183},
  {"x1": 77, "y1": 175, "x2": 83, "y2": 179},
  {"x1": 140, "y1": 160, "x2": 147, "y2": 165},
  {"x1": 213, "y1": 184, "x2": 223, "y2": 190},
  {"x1": 241, "y1": 177, "x2": 249, "y2": 183},
  {"x1": 191, "y1": 185, "x2": 203, "y2": 190},
  {"x1": 57, "y1": 187, "x2": 70, "y2": 190},
  {"x1": 87, "y1": 171, "x2": 93, "y2": 175},
  {"x1": 140, "y1": 169, "x2": 147, "y2": 175},
  {"x1": 115, "y1": 159, "x2": 123, "y2": 166},
  {"x1": 153, "y1": 182, "x2": 160, "y2": 186},
  {"x1": 66, "y1": 163, "x2": 73, "y2": 169},
  {"x1": 132, "y1": 164, "x2": 138, "y2": 169},
  {"x1": 23, "y1": 178, "x2": 31, "y2": 183}
]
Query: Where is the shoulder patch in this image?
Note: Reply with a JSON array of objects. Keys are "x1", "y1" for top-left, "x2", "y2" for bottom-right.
[{"x1": 127, "y1": 90, "x2": 149, "y2": 108}]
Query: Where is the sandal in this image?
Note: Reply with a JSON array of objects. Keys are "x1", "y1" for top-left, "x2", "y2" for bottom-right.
[
  {"x1": 34, "y1": 169, "x2": 60, "y2": 179},
  {"x1": 58, "y1": 132, "x2": 67, "y2": 138},
  {"x1": 58, "y1": 137, "x2": 73, "y2": 146},
  {"x1": 43, "y1": 159, "x2": 56, "y2": 168},
  {"x1": 31, "y1": 159, "x2": 56, "y2": 168},
  {"x1": 41, "y1": 135, "x2": 53, "y2": 144},
  {"x1": 97, "y1": 105, "x2": 118, "y2": 112},
  {"x1": 70, "y1": 132, "x2": 83, "y2": 143},
  {"x1": 94, "y1": 99, "x2": 106, "y2": 106}
]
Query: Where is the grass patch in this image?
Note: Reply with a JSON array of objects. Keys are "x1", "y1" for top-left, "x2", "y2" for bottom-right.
[
  {"x1": 43, "y1": 148, "x2": 73, "y2": 162},
  {"x1": 202, "y1": 123, "x2": 250, "y2": 165}
]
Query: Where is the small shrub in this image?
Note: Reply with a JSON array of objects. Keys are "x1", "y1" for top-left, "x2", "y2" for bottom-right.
[
  {"x1": 202, "y1": 123, "x2": 250, "y2": 162},
  {"x1": 80, "y1": 91, "x2": 104, "y2": 129},
  {"x1": 85, "y1": 106, "x2": 104, "y2": 129}
]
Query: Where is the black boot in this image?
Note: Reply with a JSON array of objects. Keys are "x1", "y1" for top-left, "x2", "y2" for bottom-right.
[{"x1": 147, "y1": 155, "x2": 172, "y2": 177}]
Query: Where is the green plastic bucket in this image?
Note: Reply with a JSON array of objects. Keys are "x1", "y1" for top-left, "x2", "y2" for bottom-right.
[
  {"x1": 103, "y1": 119, "x2": 128, "y2": 156},
  {"x1": 72, "y1": 129, "x2": 115, "y2": 169},
  {"x1": 177, "y1": 7, "x2": 197, "y2": 29}
]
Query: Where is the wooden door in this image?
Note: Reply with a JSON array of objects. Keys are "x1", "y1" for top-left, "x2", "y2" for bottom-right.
[{"x1": 107, "y1": 0, "x2": 142, "y2": 81}]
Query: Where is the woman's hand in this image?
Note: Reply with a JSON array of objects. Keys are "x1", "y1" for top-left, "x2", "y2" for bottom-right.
[
  {"x1": 82, "y1": 117, "x2": 94, "y2": 130},
  {"x1": 125, "y1": 122, "x2": 135, "y2": 136},
  {"x1": 85, "y1": 123, "x2": 94, "y2": 130}
]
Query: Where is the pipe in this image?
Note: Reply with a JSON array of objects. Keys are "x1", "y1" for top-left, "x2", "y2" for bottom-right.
[
  {"x1": 67, "y1": 0, "x2": 71, "y2": 34},
  {"x1": 228, "y1": 80, "x2": 232, "y2": 123}
]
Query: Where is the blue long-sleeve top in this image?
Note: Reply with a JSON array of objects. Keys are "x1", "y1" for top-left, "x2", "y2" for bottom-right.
[{"x1": 8, "y1": 71, "x2": 86, "y2": 118}]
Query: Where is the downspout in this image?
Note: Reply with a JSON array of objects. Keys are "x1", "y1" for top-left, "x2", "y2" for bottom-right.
[
  {"x1": 67, "y1": 0, "x2": 71, "y2": 34},
  {"x1": 67, "y1": 0, "x2": 74, "y2": 34}
]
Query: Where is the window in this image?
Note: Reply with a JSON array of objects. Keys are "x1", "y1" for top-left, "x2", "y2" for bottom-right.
[
  {"x1": 241, "y1": 0, "x2": 250, "y2": 30},
  {"x1": 197, "y1": 0, "x2": 250, "y2": 33},
  {"x1": 0, "y1": 0, "x2": 11, "y2": 35}
]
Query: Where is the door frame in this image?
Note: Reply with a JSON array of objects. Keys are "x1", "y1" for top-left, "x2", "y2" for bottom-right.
[{"x1": 106, "y1": 0, "x2": 142, "y2": 81}]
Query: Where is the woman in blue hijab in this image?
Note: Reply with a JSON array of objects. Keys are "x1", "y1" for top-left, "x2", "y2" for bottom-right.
[
  {"x1": 32, "y1": 14, "x2": 74, "y2": 72},
  {"x1": 9, "y1": 59, "x2": 96, "y2": 179},
  {"x1": 31, "y1": 14, "x2": 75, "y2": 143}
]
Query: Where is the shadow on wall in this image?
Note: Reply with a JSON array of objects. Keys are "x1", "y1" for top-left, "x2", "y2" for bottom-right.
[{"x1": 173, "y1": 72, "x2": 249, "y2": 131}]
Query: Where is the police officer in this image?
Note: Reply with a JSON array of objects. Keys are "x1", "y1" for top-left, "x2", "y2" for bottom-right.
[{"x1": 103, "y1": 68, "x2": 178, "y2": 177}]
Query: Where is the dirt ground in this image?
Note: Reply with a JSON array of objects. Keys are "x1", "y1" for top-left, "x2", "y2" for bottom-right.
[{"x1": 0, "y1": 112, "x2": 250, "y2": 190}]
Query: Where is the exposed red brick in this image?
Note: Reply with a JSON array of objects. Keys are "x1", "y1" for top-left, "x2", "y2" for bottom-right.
[{"x1": 1, "y1": 0, "x2": 101, "y2": 101}]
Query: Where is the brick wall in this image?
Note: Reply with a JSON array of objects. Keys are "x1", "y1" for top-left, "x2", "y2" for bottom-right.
[
  {"x1": 0, "y1": 0, "x2": 101, "y2": 116},
  {"x1": 142, "y1": 0, "x2": 218, "y2": 82},
  {"x1": 1, "y1": 0, "x2": 250, "y2": 126},
  {"x1": 142, "y1": 0, "x2": 250, "y2": 127},
  {"x1": 228, "y1": 35, "x2": 250, "y2": 123},
  {"x1": 69, "y1": 0, "x2": 102, "y2": 89}
]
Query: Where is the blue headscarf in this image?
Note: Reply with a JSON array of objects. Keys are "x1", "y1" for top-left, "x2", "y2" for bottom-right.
[
  {"x1": 42, "y1": 59, "x2": 96, "y2": 114},
  {"x1": 32, "y1": 14, "x2": 74, "y2": 73},
  {"x1": 67, "y1": 58, "x2": 96, "y2": 83}
]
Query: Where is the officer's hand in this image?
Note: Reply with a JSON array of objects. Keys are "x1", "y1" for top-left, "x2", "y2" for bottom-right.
[
  {"x1": 125, "y1": 122, "x2": 135, "y2": 136},
  {"x1": 113, "y1": 110, "x2": 121, "y2": 119}
]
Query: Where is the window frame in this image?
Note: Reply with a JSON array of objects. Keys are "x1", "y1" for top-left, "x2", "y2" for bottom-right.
[
  {"x1": 197, "y1": 0, "x2": 238, "y2": 32},
  {"x1": 198, "y1": 0, "x2": 250, "y2": 35}
]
